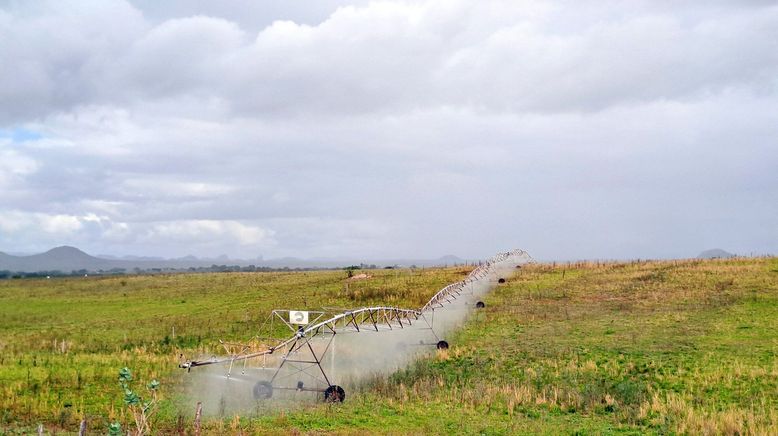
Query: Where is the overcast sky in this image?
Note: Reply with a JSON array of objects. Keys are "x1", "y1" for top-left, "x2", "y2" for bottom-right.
[{"x1": 0, "y1": 0, "x2": 776, "y2": 261}]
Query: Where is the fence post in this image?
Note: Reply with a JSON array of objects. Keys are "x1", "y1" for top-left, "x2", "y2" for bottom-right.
[
  {"x1": 194, "y1": 402, "x2": 203, "y2": 436},
  {"x1": 79, "y1": 419, "x2": 87, "y2": 436}
]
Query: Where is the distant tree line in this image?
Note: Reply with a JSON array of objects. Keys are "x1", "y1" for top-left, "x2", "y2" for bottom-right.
[
  {"x1": 0, "y1": 268, "x2": 124, "y2": 279},
  {"x1": 0, "y1": 264, "x2": 390, "y2": 279}
]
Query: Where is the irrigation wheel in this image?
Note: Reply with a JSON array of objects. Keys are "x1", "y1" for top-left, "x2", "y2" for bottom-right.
[
  {"x1": 252, "y1": 380, "x2": 273, "y2": 400},
  {"x1": 324, "y1": 385, "x2": 346, "y2": 402}
]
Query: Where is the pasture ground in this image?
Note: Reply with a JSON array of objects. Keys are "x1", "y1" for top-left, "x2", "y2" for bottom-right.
[{"x1": 1, "y1": 257, "x2": 776, "y2": 434}]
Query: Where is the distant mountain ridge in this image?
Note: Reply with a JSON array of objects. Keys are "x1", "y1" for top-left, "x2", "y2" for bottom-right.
[{"x1": 0, "y1": 246, "x2": 475, "y2": 273}]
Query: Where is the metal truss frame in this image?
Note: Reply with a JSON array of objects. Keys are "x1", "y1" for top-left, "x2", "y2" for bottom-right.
[{"x1": 180, "y1": 248, "x2": 534, "y2": 401}]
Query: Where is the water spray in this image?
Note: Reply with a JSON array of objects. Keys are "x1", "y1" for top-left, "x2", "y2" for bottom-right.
[{"x1": 179, "y1": 249, "x2": 534, "y2": 413}]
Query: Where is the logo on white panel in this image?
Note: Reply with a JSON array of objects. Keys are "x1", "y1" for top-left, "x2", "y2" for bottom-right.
[{"x1": 289, "y1": 310, "x2": 309, "y2": 325}]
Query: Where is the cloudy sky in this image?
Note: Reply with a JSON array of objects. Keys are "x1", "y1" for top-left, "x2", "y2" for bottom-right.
[{"x1": 0, "y1": 0, "x2": 776, "y2": 261}]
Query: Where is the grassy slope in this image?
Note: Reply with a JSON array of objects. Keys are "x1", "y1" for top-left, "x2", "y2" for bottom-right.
[
  {"x1": 2, "y1": 258, "x2": 777, "y2": 434},
  {"x1": 245, "y1": 258, "x2": 777, "y2": 435},
  {"x1": 0, "y1": 266, "x2": 466, "y2": 432}
]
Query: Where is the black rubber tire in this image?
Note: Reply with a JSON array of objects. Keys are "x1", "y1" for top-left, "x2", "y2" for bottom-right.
[
  {"x1": 498, "y1": 278, "x2": 506, "y2": 283},
  {"x1": 252, "y1": 380, "x2": 273, "y2": 399},
  {"x1": 324, "y1": 385, "x2": 346, "y2": 402},
  {"x1": 476, "y1": 301, "x2": 485, "y2": 308},
  {"x1": 436, "y1": 340, "x2": 449, "y2": 350}
]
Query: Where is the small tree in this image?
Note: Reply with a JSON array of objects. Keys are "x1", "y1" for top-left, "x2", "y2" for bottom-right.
[
  {"x1": 344, "y1": 265, "x2": 360, "y2": 278},
  {"x1": 110, "y1": 367, "x2": 160, "y2": 436}
]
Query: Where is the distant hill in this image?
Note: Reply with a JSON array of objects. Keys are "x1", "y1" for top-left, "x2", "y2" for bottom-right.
[
  {"x1": 0, "y1": 246, "x2": 114, "y2": 272},
  {"x1": 437, "y1": 254, "x2": 465, "y2": 264},
  {"x1": 698, "y1": 249, "x2": 735, "y2": 259}
]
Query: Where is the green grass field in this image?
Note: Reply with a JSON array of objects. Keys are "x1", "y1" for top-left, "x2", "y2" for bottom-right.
[{"x1": 1, "y1": 258, "x2": 776, "y2": 434}]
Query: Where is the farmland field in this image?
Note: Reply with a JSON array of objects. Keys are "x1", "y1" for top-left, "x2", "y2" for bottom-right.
[{"x1": 1, "y1": 257, "x2": 777, "y2": 434}]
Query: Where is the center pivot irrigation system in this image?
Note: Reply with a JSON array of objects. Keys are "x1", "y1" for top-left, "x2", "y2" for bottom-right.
[{"x1": 179, "y1": 249, "x2": 533, "y2": 403}]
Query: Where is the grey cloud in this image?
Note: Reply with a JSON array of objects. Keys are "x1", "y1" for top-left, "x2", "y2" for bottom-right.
[
  {"x1": 3, "y1": 1, "x2": 777, "y2": 124},
  {"x1": 112, "y1": 16, "x2": 246, "y2": 99},
  {"x1": 0, "y1": 0, "x2": 147, "y2": 123},
  {"x1": 0, "y1": 0, "x2": 775, "y2": 260},
  {"x1": 127, "y1": 0, "x2": 372, "y2": 32}
]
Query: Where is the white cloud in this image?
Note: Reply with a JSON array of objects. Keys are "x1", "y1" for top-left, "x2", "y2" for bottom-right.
[
  {"x1": 38, "y1": 214, "x2": 83, "y2": 234},
  {"x1": 0, "y1": 210, "x2": 28, "y2": 233},
  {"x1": 120, "y1": 179, "x2": 236, "y2": 199},
  {"x1": 0, "y1": 210, "x2": 276, "y2": 257},
  {"x1": 262, "y1": 217, "x2": 393, "y2": 258},
  {"x1": 0, "y1": 211, "x2": 82, "y2": 235},
  {"x1": 0, "y1": 148, "x2": 39, "y2": 176},
  {"x1": 0, "y1": 148, "x2": 39, "y2": 196},
  {"x1": 147, "y1": 220, "x2": 273, "y2": 248}
]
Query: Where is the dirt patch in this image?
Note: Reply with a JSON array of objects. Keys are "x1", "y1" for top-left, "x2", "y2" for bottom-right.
[{"x1": 346, "y1": 273, "x2": 372, "y2": 282}]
